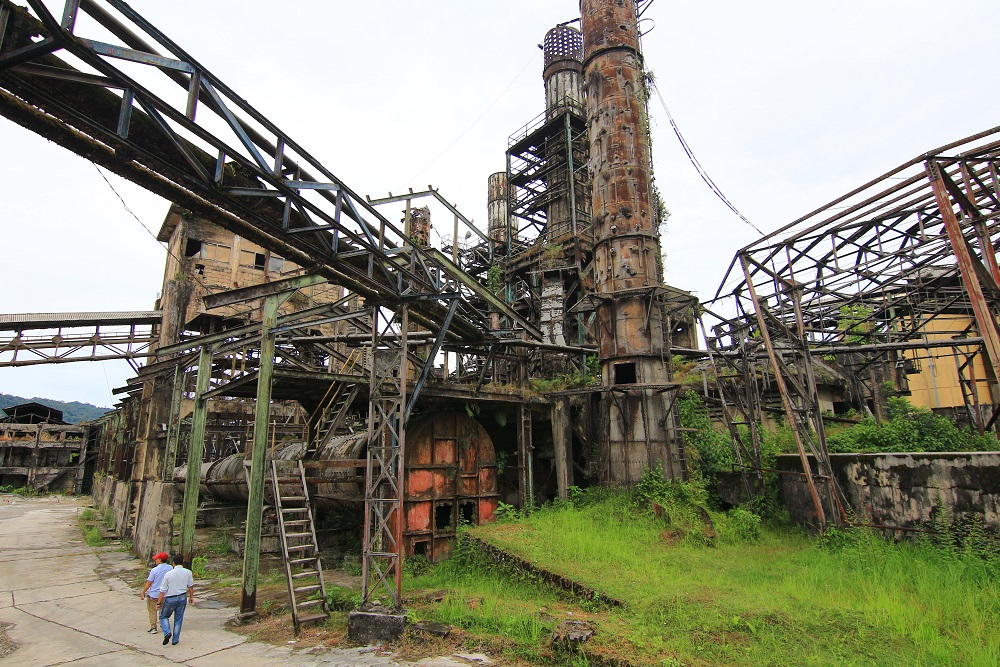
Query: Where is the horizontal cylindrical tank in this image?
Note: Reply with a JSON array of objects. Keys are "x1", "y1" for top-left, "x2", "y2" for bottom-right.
[{"x1": 174, "y1": 435, "x2": 366, "y2": 506}]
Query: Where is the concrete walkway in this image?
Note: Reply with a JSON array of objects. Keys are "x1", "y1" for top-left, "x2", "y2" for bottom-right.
[{"x1": 0, "y1": 495, "x2": 410, "y2": 667}]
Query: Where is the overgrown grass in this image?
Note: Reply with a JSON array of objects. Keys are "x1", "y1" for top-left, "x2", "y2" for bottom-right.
[
  {"x1": 404, "y1": 488, "x2": 1000, "y2": 666},
  {"x1": 78, "y1": 507, "x2": 104, "y2": 547}
]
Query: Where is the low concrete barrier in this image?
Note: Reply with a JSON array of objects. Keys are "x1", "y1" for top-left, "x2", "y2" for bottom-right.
[{"x1": 776, "y1": 452, "x2": 1000, "y2": 533}]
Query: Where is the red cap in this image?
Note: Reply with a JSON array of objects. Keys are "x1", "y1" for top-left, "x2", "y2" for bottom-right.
[{"x1": 153, "y1": 552, "x2": 169, "y2": 562}]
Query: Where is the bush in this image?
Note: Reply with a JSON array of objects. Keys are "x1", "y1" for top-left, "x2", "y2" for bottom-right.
[
  {"x1": 191, "y1": 555, "x2": 208, "y2": 578},
  {"x1": 826, "y1": 396, "x2": 1000, "y2": 453}
]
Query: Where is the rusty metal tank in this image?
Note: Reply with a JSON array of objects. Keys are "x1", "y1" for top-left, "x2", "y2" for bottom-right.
[
  {"x1": 175, "y1": 412, "x2": 498, "y2": 562},
  {"x1": 174, "y1": 434, "x2": 366, "y2": 506},
  {"x1": 403, "y1": 412, "x2": 498, "y2": 561}
]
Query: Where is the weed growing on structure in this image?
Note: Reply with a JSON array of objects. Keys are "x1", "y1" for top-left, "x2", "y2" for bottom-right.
[{"x1": 83, "y1": 525, "x2": 103, "y2": 547}]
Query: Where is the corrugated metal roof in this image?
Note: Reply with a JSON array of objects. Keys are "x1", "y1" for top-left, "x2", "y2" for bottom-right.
[{"x1": 0, "y1": 311, "x2": 162, "y2": 331}]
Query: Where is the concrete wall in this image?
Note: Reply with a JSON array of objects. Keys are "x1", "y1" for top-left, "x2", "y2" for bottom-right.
[{"x1": 777, "y1": 452, "x2": 1000, "y2": 532}]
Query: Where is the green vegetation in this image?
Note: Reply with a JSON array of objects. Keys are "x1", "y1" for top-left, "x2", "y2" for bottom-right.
[
  {"x1": 405, "y1": 485, "x2": 1000, "y2": 666},
  {"x1": 0, "y1": 393, "x2": 109, "y2": 423},
  {"x1": 837, "y1": 303, "x2": 878, "y2": 344},
  {"x1": 529, "y1": 355, "x2": 601, "y2": 393},
  {"x1": 78, "y1": 507, "x2": 105, "y2": 547},
  {"x1": 827, "y1": 396, "x2": 1000, "y2": 453},
  {"x1": 486, "y1": 264, "x2": 504, "y2": 295},
  {"x1": 191, "y1": 555, "x2": 209, "y2": 579}
]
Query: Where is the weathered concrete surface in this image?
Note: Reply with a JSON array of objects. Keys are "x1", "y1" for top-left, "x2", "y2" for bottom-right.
[
  {"x1": 348, "y1": 608, "x2": 407, "y2": 644},
  {"x1": 777, "y1": 452, "x2": 1000, "y2": 531},
  {"x1": 0, "y1": 495, "x2": 409, "y2": 667}
]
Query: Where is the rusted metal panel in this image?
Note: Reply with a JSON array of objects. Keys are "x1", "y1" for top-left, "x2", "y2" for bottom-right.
[{"x1": 403, "y1": 412, "x2": 498, "y2": 561}]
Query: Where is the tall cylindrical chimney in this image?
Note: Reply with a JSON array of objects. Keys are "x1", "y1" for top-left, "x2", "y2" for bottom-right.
[
  {"x1": 487, "y1": 172, "x2": 512, "y2": 244},
  {"x1": 581, "y1": 0, "x2": 680, "y2": 482},
  {"x1": 543, "y1": 24, "x2": 584, "y2": 119}
]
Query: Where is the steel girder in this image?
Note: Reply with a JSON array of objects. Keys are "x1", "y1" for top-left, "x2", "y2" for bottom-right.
[
  {"x1": 0, "y1": 0, "x2": 540, "y2": 345},
  {"x1": 702, "y1": 126, "x2": 1000, "y2": 531}
]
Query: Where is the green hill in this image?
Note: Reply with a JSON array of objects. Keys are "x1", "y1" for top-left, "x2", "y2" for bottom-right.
[{"x1": 0, "y1": 393, "x2": 111, "y2": 424}]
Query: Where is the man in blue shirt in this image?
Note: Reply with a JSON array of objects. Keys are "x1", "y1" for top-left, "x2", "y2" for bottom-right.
[
  {"x1": 139, "y1": 552, "x2": 171, "y2": 633},
  {"x1": 157, "y1": 554, "x2": 195, "y2": 646}
]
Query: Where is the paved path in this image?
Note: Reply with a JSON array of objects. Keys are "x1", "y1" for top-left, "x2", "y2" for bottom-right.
[{"x1": 0, "y1": 495, "x2": 410, "y2": 667}]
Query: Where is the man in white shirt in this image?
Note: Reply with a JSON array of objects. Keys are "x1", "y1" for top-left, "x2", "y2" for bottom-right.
[{"x1": 156, "y1": 554, "x2": 195, "y2": 646}]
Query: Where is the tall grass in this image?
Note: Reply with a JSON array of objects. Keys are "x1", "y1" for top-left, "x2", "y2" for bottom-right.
[{"x1": 405, "y1": 489, "x2": 1000, "y2": 666}]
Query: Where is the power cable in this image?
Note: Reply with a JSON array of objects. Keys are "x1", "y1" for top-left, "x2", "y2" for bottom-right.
[
  {"x1": 650, "y1": 82, "x2": 765, "y2": 237},
  {"x1": 403, "y1": 51, "x2": 539, "y2": 188}
]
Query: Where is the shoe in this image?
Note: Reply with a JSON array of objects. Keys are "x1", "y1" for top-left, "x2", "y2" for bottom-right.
[
  {"x1": 147, "y1": 628, "x2": 157, "y2": 633},
  {"x1": 172, "y1": 641, "x2": 179, "y2": 645},
  {"x1": 163, "y1": 633, "x2": 171, "y2": 645}
]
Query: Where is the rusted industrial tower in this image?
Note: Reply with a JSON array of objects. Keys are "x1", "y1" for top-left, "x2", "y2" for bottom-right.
[{"x1": 581, "y1": 0, "x2": 682, "y2": 482}]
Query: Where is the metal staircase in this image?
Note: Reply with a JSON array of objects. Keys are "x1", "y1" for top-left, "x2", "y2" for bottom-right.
[
  {"x1": 307, "y1": 349, "x2": 364, "y2": 455},
  {"x1": 269, "y1": 459, "x2": 329, "y2": 633}
]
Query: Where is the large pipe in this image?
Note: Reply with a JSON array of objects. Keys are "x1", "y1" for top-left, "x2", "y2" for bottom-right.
[
  {"x1": 173, "y1": 434, "x2": 367, "y2": 506},
  {"x1": 581, "y1": 0, "x2": 681, "y2": 482}
]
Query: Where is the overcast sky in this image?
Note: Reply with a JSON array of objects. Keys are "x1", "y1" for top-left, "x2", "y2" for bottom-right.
[{"x1": 1, "y1": 0, "x2": 998, "y2": 408}]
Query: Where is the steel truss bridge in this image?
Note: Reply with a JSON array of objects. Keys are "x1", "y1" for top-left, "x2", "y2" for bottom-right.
[{"x1": 0, "y1": 310, "x2": 160, "y2": 368}]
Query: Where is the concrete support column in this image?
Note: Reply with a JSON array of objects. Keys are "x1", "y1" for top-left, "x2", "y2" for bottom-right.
[
  {"x1": 551, "y1": 398, "x2": 572, "y2": 500},
  {"x1": 517, "y1": 404, "x2": 534, "y2": 511},
  {"x1": 240, "y1": 293, "x2": 279, "y2": 617},
  {"x1": 180, "y1": 344, "x2": 212, "y2": 565},
  {"x1": 162, "y1": 363, "x2": 185, "y2": 481}
]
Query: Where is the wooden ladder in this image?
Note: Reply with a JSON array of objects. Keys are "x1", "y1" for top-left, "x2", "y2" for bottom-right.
[{"x1": 269, "y1": 459, "x2": 329, "y2": 633}]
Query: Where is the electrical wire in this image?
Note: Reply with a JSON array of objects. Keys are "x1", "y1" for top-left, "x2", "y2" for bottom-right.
[
  {"x1": 650, "y1": 82, "x2": 765, "y2": 237},
  {"x1": 402, "y1": 51, "x2": 540, "y2": 188}
]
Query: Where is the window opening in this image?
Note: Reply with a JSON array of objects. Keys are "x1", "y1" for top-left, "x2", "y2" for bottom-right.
[
  {"x1": 434, "y1": 502, "x2": 453, "y2": 531},
  {"x1": 614, "y1": 362, "x2": 637, "y2": 384},
  {"x1": 459, "y1": 501, "x2": 476, "y2": 525},
  {"x1": 199, "y1": 242, "x2": 232, "y2": 263}
]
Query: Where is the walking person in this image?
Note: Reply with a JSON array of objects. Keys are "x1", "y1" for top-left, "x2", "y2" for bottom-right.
[
  {"x1": 139, "y1": 552, "x2": 171, "y2": 633},
  {"x1": 157, "y1": 554, "x2": 195, "y2": 646}
]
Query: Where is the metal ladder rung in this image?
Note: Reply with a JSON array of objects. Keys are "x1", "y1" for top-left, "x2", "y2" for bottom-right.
[{"x1": 270, "y1": 458, "x2": 329, "y2": 634}]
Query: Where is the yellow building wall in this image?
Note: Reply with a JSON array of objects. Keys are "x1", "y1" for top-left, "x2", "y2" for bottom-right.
[{"x1": 904, "y1": 315, "x2": 993, "y2": 411}]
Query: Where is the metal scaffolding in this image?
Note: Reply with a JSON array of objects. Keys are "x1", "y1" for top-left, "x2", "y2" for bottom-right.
[{"x1": 702, "y1": 126, "x2": 1000, "y2": 530}]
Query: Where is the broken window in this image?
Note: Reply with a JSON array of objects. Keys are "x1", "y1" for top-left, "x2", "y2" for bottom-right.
[
  {"x1": 459, "y1": 501, "x2": 476, "y2": 526},
  {"x1": 185, "y1": 238, "x2": 203, "y2": 257},
  {"x1": 614, "y1": 362, "x2": 637, "y2": 384},
  {"x1": 240, "y1": 250, "x2": 267, "y2": 270},
  {"x1": 413, "y1": 540, "x2": 429, "y2": 557},
  {"x1": 199, "y1": 242, "x2": 232, "y2": 263},
  {"x1": 434, "y1": 502, "x2": 453, "y2": 531}
]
